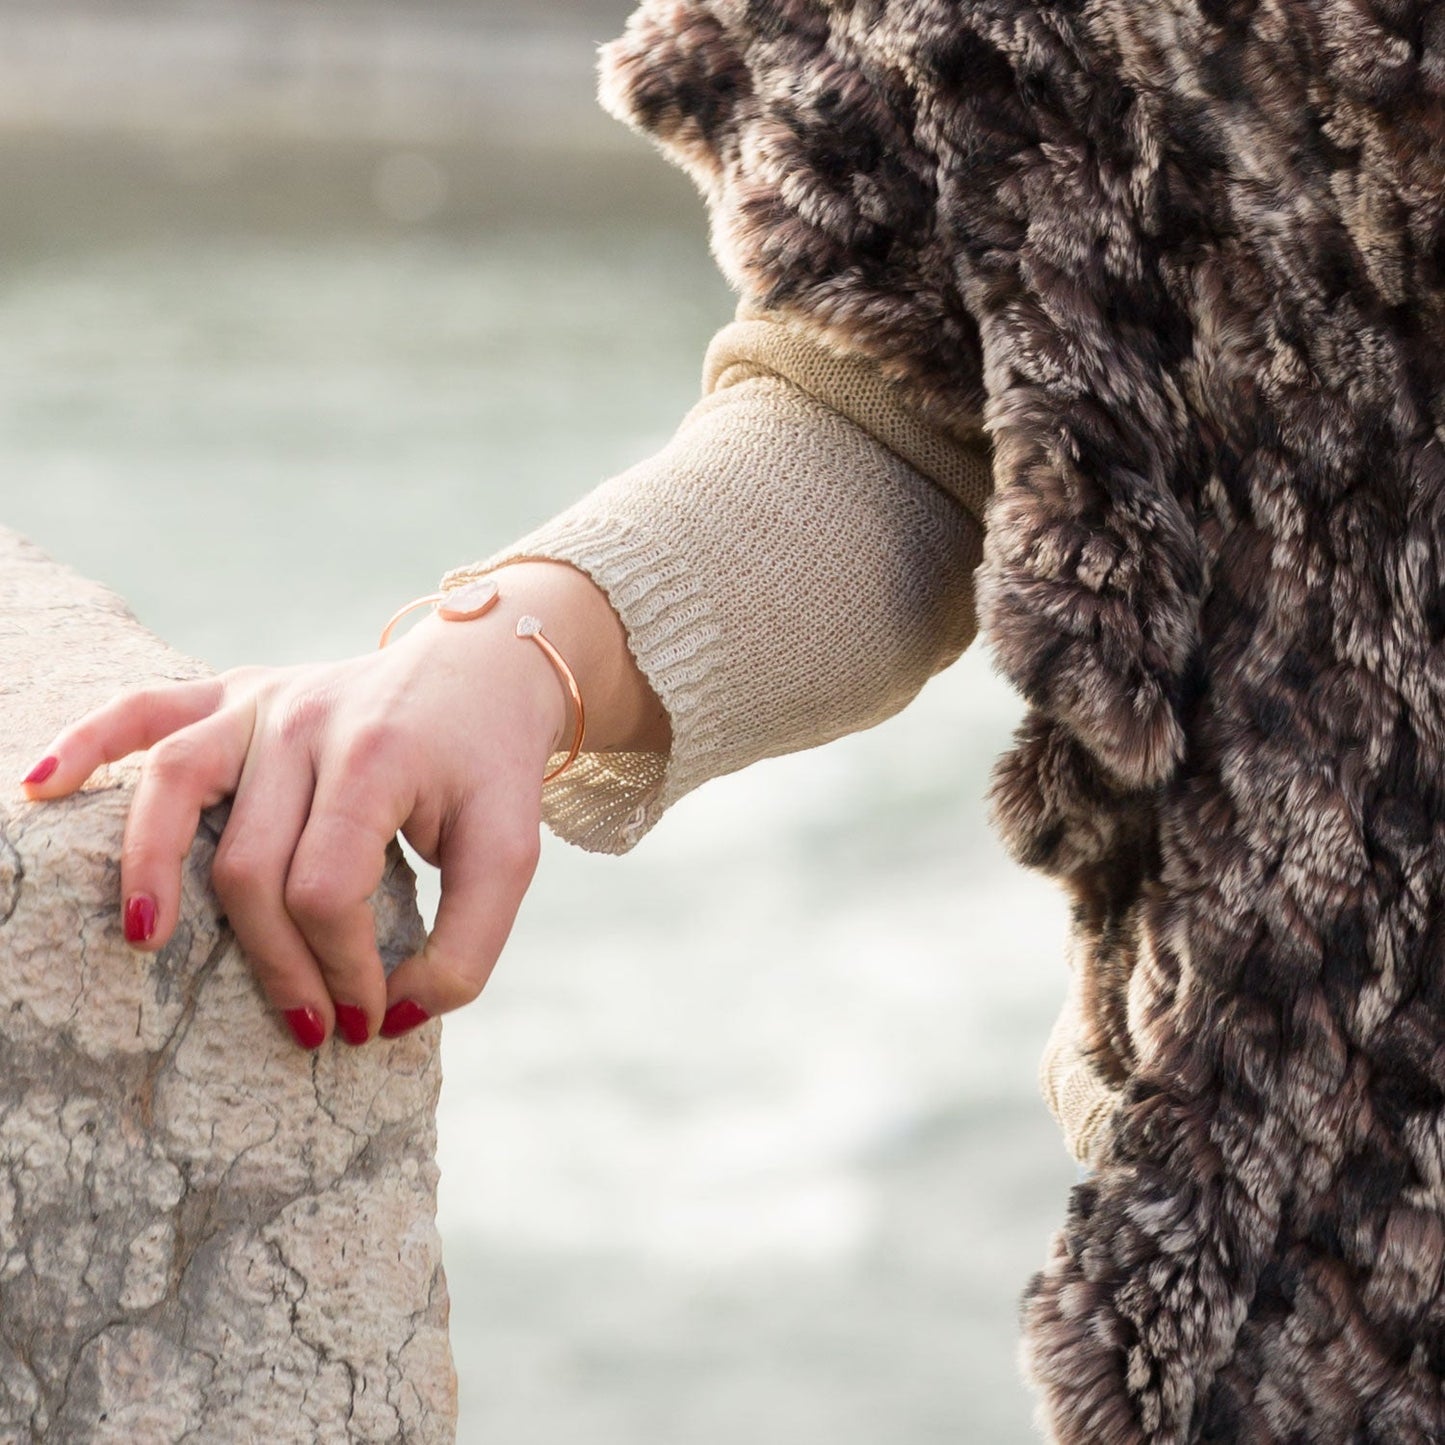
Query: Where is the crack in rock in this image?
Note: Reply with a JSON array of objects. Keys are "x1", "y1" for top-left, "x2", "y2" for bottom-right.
[{"x1": 0, "y1": 824, "x2": 21, "y2": 927}]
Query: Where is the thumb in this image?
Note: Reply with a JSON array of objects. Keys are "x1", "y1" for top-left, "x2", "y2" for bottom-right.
[{"x1": 379, "y1": 802, "x2": 541, "y2": 1038}]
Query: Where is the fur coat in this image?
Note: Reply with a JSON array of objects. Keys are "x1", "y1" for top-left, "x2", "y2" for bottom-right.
[{"x1": 600, "y1": 1, "x2": 1445, "y2": 1440}]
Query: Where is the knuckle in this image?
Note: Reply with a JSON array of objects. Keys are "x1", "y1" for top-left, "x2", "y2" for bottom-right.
[
  {"x1": 211, "y1": 840, "x2": 265, "y2": 899},
  {"x1": 219, "y1": 663, "x2": 265, "y2": 691},
  {"x1": 272, "y1": 688, "x2": 333, "y2": 748},
  {"x1": 144, "y1": 734, "x2": 207, "y2": 786},
  {"x1": 428, "y1": 954, "x2": 488, "y2": 1010},
  {"x1": 284, "y1": 865, "x2": 343, "y2": 923},
  {"x1": 80, "y1": 685, "x2": 168, "y2": 748},
  {"x1": 338, "y1": 717, "x2": 401, "y2": 775},
  {"x1": 449, "y1": 976, "x2": 486, "y2": 1010},
  {"x1": 120, "y1": 686, "x2": 169, "y2": 727},
  {"x1": 493, "y1": 826, "x2": 541, "y2": 888}
]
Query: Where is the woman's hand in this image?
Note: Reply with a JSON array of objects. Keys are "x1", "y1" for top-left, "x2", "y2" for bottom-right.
[{"x1": 19, "y1": 560, "x2": 668, "y2": 1049}]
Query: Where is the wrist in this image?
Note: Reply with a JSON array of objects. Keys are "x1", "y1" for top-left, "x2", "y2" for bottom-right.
[
  {"x1": 401, "y1": 599, "x2": 569, "y2": 764},
  {"x1": 478, "y1": 559, "x2": 668, "y2": 755},
  {"x1": 400, "y1": 559, "x2": 667, "y2": 762}
]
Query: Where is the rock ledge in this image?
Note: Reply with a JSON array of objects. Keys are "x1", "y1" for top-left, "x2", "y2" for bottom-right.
[{"x1": 0, "y1": 529, "x2": 456, "y2": 1443}]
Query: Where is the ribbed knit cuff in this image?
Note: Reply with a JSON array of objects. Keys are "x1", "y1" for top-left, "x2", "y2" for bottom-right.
[
  {"x1": 444, "y1": 505, "x2": 726, "y2": 854},
  {"x1": 1037, "y1": 968, "x2": 1123, "y2": 1168}
]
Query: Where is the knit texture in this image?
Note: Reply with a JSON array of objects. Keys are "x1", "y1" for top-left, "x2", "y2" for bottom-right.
[
  {"x1": 598, "y1": 3, "x2": 1445, "y2": 1438},
  {"x1": 449, "y1": 313, "x2": 989, "y2": 854},
  {"x1": 715, "y1": 305, "x2": 994, "y2": 519},
  {"x1": 1038, "y1": 942, "x2": 1123, "y2": 1170}
]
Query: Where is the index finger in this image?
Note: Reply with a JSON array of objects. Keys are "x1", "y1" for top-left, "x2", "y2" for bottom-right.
[{"x1": 21, "y1": 678, "x2": 225, "y2": 799}]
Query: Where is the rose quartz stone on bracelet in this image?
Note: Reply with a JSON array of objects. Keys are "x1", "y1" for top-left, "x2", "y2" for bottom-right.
[{"x1": 436, "y1": 577, "x2": 499, "y2": 622}]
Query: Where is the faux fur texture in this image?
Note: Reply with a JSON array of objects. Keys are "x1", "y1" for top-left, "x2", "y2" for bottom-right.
[{"x1": 601, "y1": 1, "x2": 1445, "y2": 1440}]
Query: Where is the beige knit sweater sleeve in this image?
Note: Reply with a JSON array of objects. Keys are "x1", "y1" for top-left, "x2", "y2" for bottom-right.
[
  {"x1": 443, "y1": 310, "x2": 991, "y2": 855},
  {"x1": 446, "y1": 309, "x2": 1119, "y2": 1165}
]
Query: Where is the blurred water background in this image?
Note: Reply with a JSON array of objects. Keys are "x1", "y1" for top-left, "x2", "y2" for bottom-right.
[{"x1": 0, "y1": 2, "x2": 1076, "y2": 1439}]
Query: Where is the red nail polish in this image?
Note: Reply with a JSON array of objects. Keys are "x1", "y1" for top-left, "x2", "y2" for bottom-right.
[
  {"x1": 23, "y1": 756, "x2": 59, "y2": 786},
  {"x1": 123, "y1": 894, "x2": 157, "y2": 946},
  {"x1": 283, "y1": 1007, "x2": 327, "y2": 1051},
  {"x1": 380, "y1": 999, "x2": 430, "y2": 1039},
  {"x1": 334, "y1": 1003, "x2": 370, "y2": 1047}
]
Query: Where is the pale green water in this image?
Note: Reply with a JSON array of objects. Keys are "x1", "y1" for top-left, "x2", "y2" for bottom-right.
[{"x1": 1, "y1": 131, "x2": 1075, "y2": 1443}]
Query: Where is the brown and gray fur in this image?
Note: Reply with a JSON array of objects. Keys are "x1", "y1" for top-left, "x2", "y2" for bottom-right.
[{"x1": 602, "y1": 0, "x2": 1445, "y2": 1439}]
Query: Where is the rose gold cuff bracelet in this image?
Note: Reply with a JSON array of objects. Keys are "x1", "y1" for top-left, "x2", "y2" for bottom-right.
[{"x1": 378, "y1": 577, "x2": 586, "y2": 784}]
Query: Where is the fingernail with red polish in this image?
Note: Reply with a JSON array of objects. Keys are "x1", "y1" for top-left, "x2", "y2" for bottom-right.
[
  {"x1": 123, "y1": 894, "x2": 157, "y2": 946},
  {"x1": 334, "y1": 1003, "x2": 370, "y2": 1047},
  {"x1": 380, "y1": 1000, "x2": 430, "y2": 1039},
  {"x1": 23, "y1": 756, "x2": 59, "y2": 787},
  {"x1": 284, "y1": 1007, "x2": 327, "y2": 1051}
]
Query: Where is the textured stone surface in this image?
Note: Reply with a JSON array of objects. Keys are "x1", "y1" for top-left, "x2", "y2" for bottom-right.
[{"x1": 0, "y1": 529, "x2": 456, "y2": 1443}]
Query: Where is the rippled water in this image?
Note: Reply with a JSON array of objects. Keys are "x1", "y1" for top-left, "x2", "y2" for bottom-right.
[{"x1": 1, "y1": 130, "x2": 1075, "y2": 1443}]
